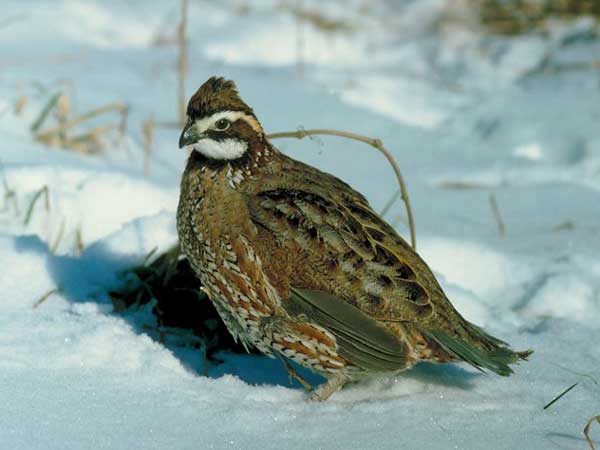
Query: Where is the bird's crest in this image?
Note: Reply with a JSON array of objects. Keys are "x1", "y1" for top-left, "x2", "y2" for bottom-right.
[{"x1": 187, "y1": 77, "x2": 254, "y2": 119}]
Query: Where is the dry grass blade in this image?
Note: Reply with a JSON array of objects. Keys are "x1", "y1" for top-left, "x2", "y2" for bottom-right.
[
  {"x1": 23, "y1": 185, "x2": 49, "y2": 226},
  {"x1": 109, "y1": 245, "x2": 248, "y2": 360},
  {"x1": 478, "y1": 0, "x2": 600, "y2": 35},
  {"x1": 0, "y1": 160, "x2": 19, "y2": 214},
  {"x1": 142, "y1": 115, "x2": 155, "y2": 176},
  {"x1": 32, "y1": 288, "x2": 61, "y2": 309},
  {"x1": 14, "y1": 95, "x2": 27, "y2": 115},
  {"x1": 31, "y1": 92, "x2": 61, "y2": 133},
  {"x1": 118, "y1": 105, "x2": 129, "y2": 142},
  {"x1": 585, "y1": 415, "x2": 600, "y2": 450},
  {"x1": 548, "y1": 362, "x2": 598, "y2": 385},
  {"x1": 75, "y1": 227, "x2": 84, "y2": 256},
  {"x1": 438, "y1": 181, "x2": 489, "y2": 190},
  {"x1": 379, "y1": 189, "x2": 400, "y2": 218},
  {"x1": 35, "y1": 101, "x2": 127, "y2": 139},
  {"x1": 489, "y1": 193, "x2": 506, "y2": 237},
  {"x1": 61, "y1": 123, "x2": 119, "y2": 154},
  {"x1": 267, "y1": 128, "x2": 417, "y2": 250},
  {"x1": 543, "y1": 382, "x2": 578, "y2": 410},
  {"x1": 177, "y1": 0, "x2": 189, "y2": 127},
  {"x1": 50, "y1": 218, "x2": 66, "y2": 254}
]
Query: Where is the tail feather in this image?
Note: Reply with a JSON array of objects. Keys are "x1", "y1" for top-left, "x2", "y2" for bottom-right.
[{"x1": 424, "y1": 328, "x2": 532, "y2": 376}]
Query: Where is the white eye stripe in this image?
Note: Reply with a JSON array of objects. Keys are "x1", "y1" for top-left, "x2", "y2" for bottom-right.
[{"x1": 194, "y1": 110, "x2": 262, "y2": 135}]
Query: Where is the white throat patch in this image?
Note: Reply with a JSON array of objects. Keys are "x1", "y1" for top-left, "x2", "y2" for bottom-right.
[{"x1": 191, "y1": 138, "x2": 248, "y2": 160}]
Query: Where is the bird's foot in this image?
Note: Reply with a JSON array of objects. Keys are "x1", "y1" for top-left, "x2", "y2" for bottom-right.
[
  {"x1": 309, "y1": 374, "x2": 350, "y2": 401},
  {"x1": 277, "y1": 354, "x2": 314, "y2": 392}
]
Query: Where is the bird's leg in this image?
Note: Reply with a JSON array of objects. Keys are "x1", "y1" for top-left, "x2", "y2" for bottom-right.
[
  {"x1": 310, "y1": 373, "x2": 350, "y2": 401},
  {"x1": 277, "y1": 353, "x2": 314, "y2": 392}
]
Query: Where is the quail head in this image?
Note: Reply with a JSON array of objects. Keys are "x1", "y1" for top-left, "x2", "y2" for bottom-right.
[{"x1": 176, "y1": 77, "x2": 531, "y2": 400}]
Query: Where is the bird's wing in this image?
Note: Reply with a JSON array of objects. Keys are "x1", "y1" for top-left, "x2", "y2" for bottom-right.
[
  {"x1": 286, "y1": 286, "x2": 408, "y2": 372},
  {"x1": 242, "y1": 152, "x2": 531, "y2": 374},
  {"x1": 243, "y1": 153, "x2": 444, "y2": 326}
]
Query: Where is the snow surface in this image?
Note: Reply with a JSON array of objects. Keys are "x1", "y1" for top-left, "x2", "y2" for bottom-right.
[{"x1": 1, "y1": 1, "x2": 599, "y2": 449}]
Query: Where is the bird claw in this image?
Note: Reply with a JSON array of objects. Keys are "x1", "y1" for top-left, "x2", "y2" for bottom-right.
[
  {"x1": 278, "y1": 354, "x2": 314, "y2": 392},
  {"x1": 308, "y1": 374, "x2": 349, "y2": 401}
]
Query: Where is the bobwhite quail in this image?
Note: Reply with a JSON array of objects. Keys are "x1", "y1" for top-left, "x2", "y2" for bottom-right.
[{"x1": 177, "y1": 77, "x2": 531, "y2": 400}]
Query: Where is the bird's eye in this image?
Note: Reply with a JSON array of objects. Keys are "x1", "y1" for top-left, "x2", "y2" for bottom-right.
[{"x1": 215, "y1": 118, "x2": 230, "y2": 131}]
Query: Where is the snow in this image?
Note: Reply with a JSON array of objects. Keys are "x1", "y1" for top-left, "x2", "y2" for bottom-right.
[{"x1": 1, "y1": 1, "x2": 599, "y2": 449}]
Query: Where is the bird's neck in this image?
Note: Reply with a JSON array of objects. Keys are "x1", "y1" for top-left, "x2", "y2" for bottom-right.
[{"x1": 186, "y1": 137, "x2": 277, "y2": 174}]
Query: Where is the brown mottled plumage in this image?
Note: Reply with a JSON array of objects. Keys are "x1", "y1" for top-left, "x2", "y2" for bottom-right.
[{"x1": 176, "y1": 77, "x2": 531, "y2": 400}]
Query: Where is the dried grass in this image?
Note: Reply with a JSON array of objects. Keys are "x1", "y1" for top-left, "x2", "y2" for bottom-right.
[
  {"x1": 109, "y1": 246, "x2": 248, "y2": 358},
  {"x1": 177, "y1": 0, "x2": 189, "y2": 127},
  {"x1": 142, "y1": 115, "x2": 155, "y2": 176},
  {"x1": 488, "y1": 193, "x2": 506, "y2": 237},
  {"x1": 477, "y1": 0, "x2": 600, "y2": 35},
  {"x1": 32, "y1": 92, "x2": 128, "y2": 155},
  {"x1": 586, "y1": 415, "x2": 600, "y2": 450}
]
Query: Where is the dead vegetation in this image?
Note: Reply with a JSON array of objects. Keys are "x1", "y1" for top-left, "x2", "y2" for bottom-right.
[
  {"x1": 477, "y1": 0, "x2": 600, "y2": 35},
  {"x1": 31, "y1": 91, "x2": 128, "y2": 155},
  {"x1": 177, "y1": 0, "x2": 189, "y2": 127},
  {"x1": 586, "y1": 415, "x2": 600, "y2": 450},
  {"x1": 109, "y1": 245, "x2": 248, "y2": 358},
  {"x1": 281, "y1": 3, "x2": 356, "y2": 34}
]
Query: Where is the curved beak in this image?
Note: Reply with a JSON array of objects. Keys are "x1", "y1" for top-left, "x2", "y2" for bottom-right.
[{"x1": 179, "y1": 120, "x2": 202, "y2": 149}]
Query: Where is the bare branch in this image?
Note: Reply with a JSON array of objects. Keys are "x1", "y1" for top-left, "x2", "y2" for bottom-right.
[{"x1": 267, "y1": 128, "x2": 417, "y2": 250}]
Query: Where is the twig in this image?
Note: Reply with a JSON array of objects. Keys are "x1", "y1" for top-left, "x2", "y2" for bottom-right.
[
  {"x1": 543, "y1": 382, "x2": 578, "y2": 410},
  {"x1": 585, "y1": 415, "x2": 600, "y2": 450},
  {"x1": 32, "y1": 288, "x2": 61, "y2": 309},
  {"x1": 489, "y1": 193, "x2": 506, "y2": 237},
  {"x1": 23, "y1": 185, "x2": 49, "y2": 226},
  {"x1": 267, "y1": 128, "x2": 417, "y2": 250},
  {"x1": 177, "y1": 0, "x2": 189, "y2": 127}
]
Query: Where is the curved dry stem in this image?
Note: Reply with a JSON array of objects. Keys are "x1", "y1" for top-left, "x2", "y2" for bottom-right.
[
  {"x1": 267, "y1": 128, "x2": 416, "y2": 250},
  {"x1": 585, "y1": 415, "x2": 599, "y2": 450}
]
